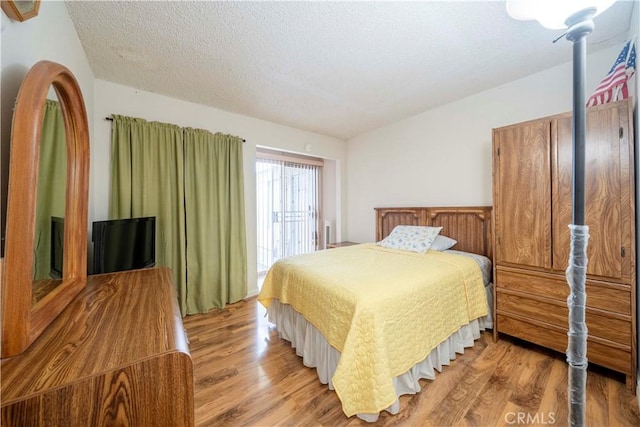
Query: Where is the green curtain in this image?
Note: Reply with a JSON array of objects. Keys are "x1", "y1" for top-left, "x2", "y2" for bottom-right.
[
  {"x1": 183, "y1": 129, "x2": 247, "y2": 313},
  {"x1": 109, "y1": 115, "x2": 187, "y2": 312},
  {"x1": 34, "y1": 100, "x2": 66, "y2": 280},
  {"x1": 109, "y1": 118, "x2": 247, "y2": 315}
]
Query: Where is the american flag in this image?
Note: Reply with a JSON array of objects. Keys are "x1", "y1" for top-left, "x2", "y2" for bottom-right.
[{"x1": 587, "y1": 40, "x2": 636, "y2": 107}]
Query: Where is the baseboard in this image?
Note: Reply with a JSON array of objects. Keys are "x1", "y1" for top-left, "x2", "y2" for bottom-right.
[{"x1": 245, "y1": 287, "x2": 260, "y2": 299}]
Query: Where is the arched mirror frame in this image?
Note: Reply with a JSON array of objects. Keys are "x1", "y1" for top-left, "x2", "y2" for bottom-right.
[{"x1": 1, "y1": 61, "x2": 89, "y2": 358}]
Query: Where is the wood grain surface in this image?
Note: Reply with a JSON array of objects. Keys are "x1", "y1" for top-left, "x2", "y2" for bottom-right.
[
  {"x1": 493, "y1": 118, "x2": 551, "y2": 270},
  {"x1": 374, "y1": 206, "x2": 492, "y2": 258},
  {"x1": 184, "y1": 297, "x2": 640, "y2": 426},
  {"x1": 2, "y1": 60, "x2": 90, "y2": 358},
  {"x1": 1, "y1": 267, "x2": 194, "y2": 426},
  {"x1": 493, "y1": 99, "x2": 636, "y2": 390}
]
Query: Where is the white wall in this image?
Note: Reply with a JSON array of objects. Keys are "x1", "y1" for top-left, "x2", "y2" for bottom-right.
[
  {"x1": 345, "y1": 43, "x2": 631, "y2": 244},
  {"x1": 92, "y1": 80, "x2": 346, "y2": 297},
  {"x1": 0, "y1": 1, "x2": 345, "y2": 299},
  {"x1": 1, "y1": 1, "x2": 94, "y2": 252}
]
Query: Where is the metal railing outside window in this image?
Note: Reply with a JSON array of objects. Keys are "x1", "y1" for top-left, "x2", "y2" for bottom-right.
[{"x1": 256, "y1": 154, "x2": 321, "y2": 276}]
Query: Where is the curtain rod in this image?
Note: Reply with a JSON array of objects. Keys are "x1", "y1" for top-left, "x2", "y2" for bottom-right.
[{"x1": 104, "y1": 116, "x2": 246, "y2": 142}]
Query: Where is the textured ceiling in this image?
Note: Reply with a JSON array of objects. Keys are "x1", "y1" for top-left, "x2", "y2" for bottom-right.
[{"x1": 65, "y1": 1, "x2": 634, "y2": 140}]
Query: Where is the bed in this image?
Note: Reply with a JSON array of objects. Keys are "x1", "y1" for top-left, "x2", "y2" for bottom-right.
[{"x1": 258, "y1": 206, "x2": 493, "y2": 421}]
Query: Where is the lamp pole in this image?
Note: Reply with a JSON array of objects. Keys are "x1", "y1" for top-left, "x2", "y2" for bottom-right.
[
  {"x1": 505, "y1": 2, "x2": 616, "y2": 425},
  {"x1": 567, "y1": 8, "x2": 594, "y2": 226},
  {"x1": 564, "y1": 8, "x2": 595, "y2": 427}
]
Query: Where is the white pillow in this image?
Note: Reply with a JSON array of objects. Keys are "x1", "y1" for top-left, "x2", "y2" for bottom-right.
[
  {"x1": 430, "y1": 235, "x2": 457, "y2": 251},
  {"x1": 377, "y1": 225, "x2": 442, "y2": 253}
]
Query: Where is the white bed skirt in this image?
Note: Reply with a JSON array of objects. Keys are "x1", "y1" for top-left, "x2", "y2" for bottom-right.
[{"x1": 266, "y1": 284, "x2": 493, "y2": 422}]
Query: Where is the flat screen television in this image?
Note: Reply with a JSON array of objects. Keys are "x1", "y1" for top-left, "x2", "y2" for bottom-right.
[
  {"x1": 92, "y1": 216, "x2": 156, "y2": 274},
  {"x1": 50, "y1": 216, "x2": 64, "y2": 279}
]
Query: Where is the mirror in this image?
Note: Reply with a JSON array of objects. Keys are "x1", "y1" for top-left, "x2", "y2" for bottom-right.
[
  {"x1": 32, "y1": 97, "x2": 67, "y2": 304},
  {"x1": 1, "y1": 0, "x2": 41, "y2": 22},
  {"x1": 1, "y1": 61, "x2": 89, "y2": 358}
]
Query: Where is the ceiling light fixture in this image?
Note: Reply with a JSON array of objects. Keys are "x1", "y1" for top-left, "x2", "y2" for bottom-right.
[{"x1": 506, "y1": 0, "x2": 616, "y2": 29}]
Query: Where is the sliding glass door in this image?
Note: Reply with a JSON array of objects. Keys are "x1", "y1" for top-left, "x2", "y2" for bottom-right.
[{"x1": 256, "y1": 154, "x2": 321, "y2": 275}]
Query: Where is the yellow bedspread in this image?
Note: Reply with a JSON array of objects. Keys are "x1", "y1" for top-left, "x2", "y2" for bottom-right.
[{"x1": 258, "y1": 243, "x2": 488, "y2": 417}]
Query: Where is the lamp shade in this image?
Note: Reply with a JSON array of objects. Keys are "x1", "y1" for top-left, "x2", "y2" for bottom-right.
[{"x1": 506, "y1": 0, "x2": 616, "y2": 29}]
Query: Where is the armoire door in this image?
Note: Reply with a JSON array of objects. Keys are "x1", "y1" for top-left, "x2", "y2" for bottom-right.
[
  {"x1": 493, "y1": 120, "x2": 551, "y2": 269},
  {"x1": 552, "y1": 101, "x2": 631, "y2": 282}
]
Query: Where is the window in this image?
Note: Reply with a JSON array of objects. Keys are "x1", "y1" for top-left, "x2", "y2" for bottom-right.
[{"x1": 256, "y1": 151, "x2": 322, "y2": 276}]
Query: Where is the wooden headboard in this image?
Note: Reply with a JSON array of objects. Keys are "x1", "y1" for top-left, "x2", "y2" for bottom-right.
[{"x1": 374, "y1": 206, "x2": 492, "y2": 259}]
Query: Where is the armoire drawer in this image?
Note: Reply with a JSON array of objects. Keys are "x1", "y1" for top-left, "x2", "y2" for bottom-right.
[
  {"x1": 495, "y1": 268, "x2": 631, "y2": 315},
  {"x1": 497, "y1": 291, "x2": 631, "y2": 345},
  {"x1": 497, "y1": 314, "x2": 632, "y2": 375}
]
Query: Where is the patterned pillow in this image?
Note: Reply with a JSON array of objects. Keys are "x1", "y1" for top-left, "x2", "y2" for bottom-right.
[
  {"x1": 429, "y1": 235, "x2": 457, "y2": 251},
  {"x1": 377, "y1": 225, "x2": 442, "y2": 253}
]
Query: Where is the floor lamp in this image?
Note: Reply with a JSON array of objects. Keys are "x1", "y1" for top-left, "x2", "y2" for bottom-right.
[{"x1": 505, "y1": 1, "x2": 616, "y2": 426}]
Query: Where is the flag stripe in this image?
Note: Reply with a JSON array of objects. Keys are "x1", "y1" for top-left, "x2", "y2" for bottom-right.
[
  {"x1": 587, "y1": 40, "x2": 636, "y2": 108},
  {"x1": 593, "y1": 65, "x2": 626, "y2": 90}
]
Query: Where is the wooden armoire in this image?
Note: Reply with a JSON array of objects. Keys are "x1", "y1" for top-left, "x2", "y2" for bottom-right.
[{"x1": 492, "y1": 98, "x2": 636, "y2": 389}]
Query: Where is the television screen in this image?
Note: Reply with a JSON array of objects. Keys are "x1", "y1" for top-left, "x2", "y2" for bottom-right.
[
  {"x1": 92, "y1": 216, "x2": 156, "y2": 274},
  {"x1": 50, "y1": 216, "x2": 64, "y2": 279}
]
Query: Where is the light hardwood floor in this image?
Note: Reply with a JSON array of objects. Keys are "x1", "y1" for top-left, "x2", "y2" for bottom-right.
[{"x1": 183, "y1": 298, "x2": 640, "y2": 426}]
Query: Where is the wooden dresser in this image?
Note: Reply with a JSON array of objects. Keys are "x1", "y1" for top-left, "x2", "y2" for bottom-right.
[
  {"x1": 1, "y1": 267, "x2": 194, "y2": 426},
  {"x1": 492, "y1": 99, "x2": 636, "y2": 389}
]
